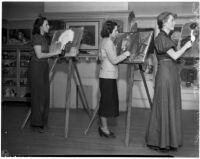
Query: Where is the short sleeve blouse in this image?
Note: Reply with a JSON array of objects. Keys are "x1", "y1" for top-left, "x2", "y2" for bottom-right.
[
  {"x1": 154, "y1": 30, "x2": 177, "y2": 61},
  {"x1": 32, "y1": 34, "x2": 49, "y2": 53}
]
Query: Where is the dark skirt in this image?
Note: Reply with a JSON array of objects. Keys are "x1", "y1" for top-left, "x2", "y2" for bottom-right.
[
  {"x1": 146, "y1": 60, "x2": 182, "y2": 149},
  {"x1": 30, "y1": 57, "x2": 50, "y2": 127},
  {"x1": 98, "y1": 78, "x2": 119, "y2": 117}
]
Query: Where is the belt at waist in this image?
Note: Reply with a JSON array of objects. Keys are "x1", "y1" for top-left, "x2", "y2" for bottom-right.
[
  {"x1": 159, "y1": 58, "x2": 172, "y2": 62},
  {"x1": 31, "y1": 56, "x2": 48, "y2": 62}
]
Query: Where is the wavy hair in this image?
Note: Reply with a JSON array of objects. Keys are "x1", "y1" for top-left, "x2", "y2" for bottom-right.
[
  {"x1": 32, "y1": 15, "x2": 47, "y2": 35},
  {"x1": 157, "y1": 12, "x2": 177, "y2": 30},
  {"x1": 101, "y1": 20, "x2": 118, "y2": 38}
]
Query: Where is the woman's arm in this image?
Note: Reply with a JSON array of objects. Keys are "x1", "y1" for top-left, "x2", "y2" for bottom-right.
[
  {"x1": 105, "y1": 40, "x2": 130, "y2": 64},
  {"x1": 167, "y1": 41, "x2": 192, "y2": 60},
  {"x1": 33, "y1": 45, "x2": 61, "y2": 59}
]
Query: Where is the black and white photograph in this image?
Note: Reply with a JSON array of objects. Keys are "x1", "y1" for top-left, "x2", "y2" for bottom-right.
[{"x1": 1, "y1": 1, "x2": 199, "y2": 157}]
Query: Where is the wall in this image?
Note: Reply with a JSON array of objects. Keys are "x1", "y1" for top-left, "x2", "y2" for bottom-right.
[
  {"x1": 128, "y1": 2, "x2": 196, "y2": 17},
  {"x1": 44, "y1": 2, "x2": 128, "y2": 12},
  {"x1": 2, "y1": 2, "x2": 44, "y2": 29},
  {"x1": 3, "y1": 1, "x2": 197, "y2": 29},
  {"x1": 2, "y1": 2, "x2": 44, "y2": 20}
]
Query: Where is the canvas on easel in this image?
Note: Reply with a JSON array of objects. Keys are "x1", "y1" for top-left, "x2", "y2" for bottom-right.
[
  {"x1": 49, "y1": 27, "x2": 84, "y2": 56},
  {"x1": 178, "y1": 22, "x2": 199, "y2": 58},
  {"x1": 114, "y1": 29, "x2": 154, "y2": 63}
]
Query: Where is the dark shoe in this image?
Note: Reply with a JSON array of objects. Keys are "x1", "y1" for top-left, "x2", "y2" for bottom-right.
[
  {"x1": 147, "y1": 144, "x2": 170, "y2": 153},
  {"x1": 98, "y1": 127, "x2": 116, "y2": 138},
  {"x1": 37, "y1": 127, "x2": 45, "y2": 133},
  {"x1": 159, "y1": 148, "x2": 170, "y2": 153},
  {"x1": 170, "y1": 147, "x2": 178, "y2": 151},
  {"x1": 147, "y1": 144, "x2": 160, "y2": 151},
  {"x1": 31, "y1": 125, "x2": 45, "y2": 133}
]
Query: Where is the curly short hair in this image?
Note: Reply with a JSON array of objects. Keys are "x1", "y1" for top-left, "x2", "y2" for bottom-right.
[
  {"x1": 157, "y1": 12, "x2": 177, "y2": 30},
  {"x1": 32, "y1": 15, "x2": 47, "y2": 35},
  {"x1": 101, "y1": 20, "x2": 118, "y2": 38}
]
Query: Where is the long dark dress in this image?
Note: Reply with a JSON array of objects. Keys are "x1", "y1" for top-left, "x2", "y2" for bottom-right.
[
  {"x1": 145, "y1": 30, "x2": 183, "y2": 149},
  {"x1": 30, "y1": 34, "x2": 50, "y2": 127}
]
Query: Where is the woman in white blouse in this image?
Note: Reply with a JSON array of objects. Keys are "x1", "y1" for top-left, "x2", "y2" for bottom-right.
[{"x1": 98, "y1": 21, "x2": 130, "y2": 138}]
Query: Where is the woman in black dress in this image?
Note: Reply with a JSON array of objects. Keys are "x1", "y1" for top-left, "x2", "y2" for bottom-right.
[
  {"x1": 145, "y1": 12, "x2": 192, "y2": 151},
  {"x1": 30, "y1": 16, "x2": 62, "y2": 133}
]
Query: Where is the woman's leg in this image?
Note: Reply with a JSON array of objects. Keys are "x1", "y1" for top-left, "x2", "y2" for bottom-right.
[
  {"x1": 30, "y1": 61, "x2": 43, "y2": 127},
  {"x1": 100, "y1": 116, "x2": 110, "y2": 133},
  {"x1": 43, "y1": 63, "x2": 50, "y2": 127}
]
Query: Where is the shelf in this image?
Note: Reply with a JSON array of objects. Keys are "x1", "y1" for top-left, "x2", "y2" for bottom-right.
[
  {"x1": 20, "y1": 76, "x2": 28, "y2": 78},
  {"x1": 2, "y1": 97, "x2": 30, "y2": 102},
  {"x1": 2, "y1": 44, "x2": 32, "y2": 49},
  {"x1": 20, "y1": 66, "x2": 29, "y2": 68},
  {"x1": 2, "y1": 45, "x2": 32, "y2": 102},
  {"x1": 3, "y1": 66, "x2": 17, "y2": 68},
  {"x1": 20, "y1": 77, "x2": 29, "y2": 79},
  {"x1": 20, "y1": 85, "x2": 30, "y2": 87},
  {"x1": 20, "y1": 67, "x2": 29, "y2": 69},
  {"x1": 2, "y1": 58, "x2": 17, "y2": 61},
  {"x1": 2, "y1": 85, "x2": 17, "y2": 88},
  {"x1": 2, "y1": 76, "x2": 16, "y2": 78}
]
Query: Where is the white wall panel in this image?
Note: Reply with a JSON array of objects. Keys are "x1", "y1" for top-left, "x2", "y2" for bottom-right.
[{"x1": 44, "y1": 2, "x2": 128, "y2": 12}]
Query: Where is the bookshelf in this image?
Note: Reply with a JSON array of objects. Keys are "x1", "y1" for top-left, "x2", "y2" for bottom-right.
[{"x1": 2, "y1": 45, "x2": 32, "y2": 102}]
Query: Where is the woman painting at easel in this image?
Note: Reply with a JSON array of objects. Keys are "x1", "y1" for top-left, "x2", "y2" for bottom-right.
[
  {"x1": 98, "y1": 20, "x2": 130, "y2": 138},
  {"x1": 145, "y1": 12, "x2": 192, "y2": 152},
  {"x1": 30, "y1": 16, "x2": 78, "y2": 133},
  {"x1": 30, "y1": 16, "x2": 62, "y2": 133}
]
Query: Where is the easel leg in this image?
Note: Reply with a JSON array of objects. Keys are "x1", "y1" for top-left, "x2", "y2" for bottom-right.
[
  {"x1": 21, "y1": 108, "x2": 31, "y2": 129},
  {"x1": 72, "y1": 62, "x2": 92, "y2": 117},
  {"x1": 138, "y1": 64, "x2": 152, "y2": 108},
  {"x1": 49, "y1": 57, "x2": 58, "y2": 80},
  {"x1": 65, "y1": 58, "x2": 73, "y2": 138},
  {"x1": 125, "y1": 64, "x2": 134, "y2": 146},
  {"x1": 73, "y1": 62, "x2": 92, "y2": 117},
  {"x1": 72, "y1": 71, "x2": 90, "y2": 117},
  {"x1": 84, "y1": 104, "x2": 99, "y2": 135}
]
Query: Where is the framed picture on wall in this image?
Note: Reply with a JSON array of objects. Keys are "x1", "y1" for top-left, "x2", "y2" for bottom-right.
[
  {"x1": 8, "y1": 29, "x2": 31, "y2": 45},
  {"x1": 66, "y1": 21, "x2": 99, "y2": 50}
]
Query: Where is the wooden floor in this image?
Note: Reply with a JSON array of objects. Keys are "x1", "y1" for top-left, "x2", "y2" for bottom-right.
[{"x1": 1, "y1": 102, "x2": 199, "y2": 157}]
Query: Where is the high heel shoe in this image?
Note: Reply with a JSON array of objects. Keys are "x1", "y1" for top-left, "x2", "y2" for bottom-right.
[
  {"x1": 98, "y1": 127, "x2": 116, "y2": 138},
  {"x1": 147, "y1": 144, "x2": 170, "y2": 153},
  {"x1": 30, "y1": 125, "x2": 45, "y2": 133}
]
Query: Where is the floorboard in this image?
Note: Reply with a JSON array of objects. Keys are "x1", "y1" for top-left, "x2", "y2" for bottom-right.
[{"x1": 1, "y1": 102, "x2": 199, "y2": 157}]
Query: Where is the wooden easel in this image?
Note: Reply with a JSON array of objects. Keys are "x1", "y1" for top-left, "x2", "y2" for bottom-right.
[
  {"x1": 21, "y1": 57, "x2": 92, "y2": 138},
  {"x1": 84, "y1": 62, "x2": 152, "y2": 146},
  {"x1": 125, "y1": 63, "x2": 152, "y2": 146}
]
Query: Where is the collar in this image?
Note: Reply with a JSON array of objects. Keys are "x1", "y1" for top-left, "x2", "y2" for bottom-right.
[{"x1": 160, "y1": 30, "x2": 170, "y2": 37}]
